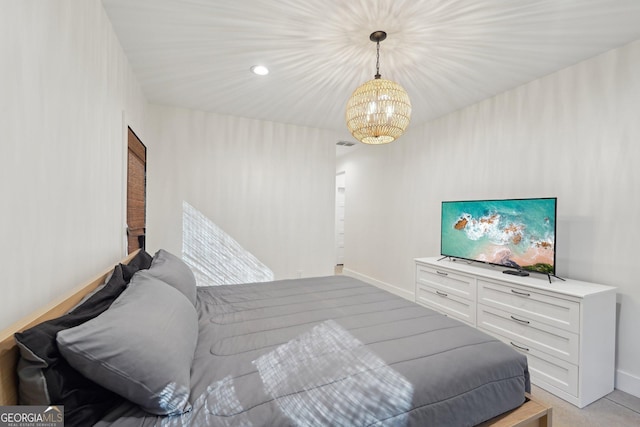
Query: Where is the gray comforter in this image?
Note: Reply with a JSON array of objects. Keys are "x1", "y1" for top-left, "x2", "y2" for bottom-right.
[{"x1": 97, "y1": 275, "x2": 530, "y2": 426}]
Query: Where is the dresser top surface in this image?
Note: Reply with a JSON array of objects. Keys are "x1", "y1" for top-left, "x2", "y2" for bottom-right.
[{"x1": 415, "y1": 257, "x2": 617, "y2": 298}]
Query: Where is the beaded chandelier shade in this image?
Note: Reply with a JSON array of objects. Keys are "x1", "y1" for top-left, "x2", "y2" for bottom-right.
[{"x1": 346, "y1": 31, "x2": 411, "y2": 145}]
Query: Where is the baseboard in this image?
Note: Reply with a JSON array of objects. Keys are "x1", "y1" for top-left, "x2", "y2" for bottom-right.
[
  {"x1": 616, "y1": 369, "x2": 640, "y2": 398},
  {"x1": 343, "y1": 268, "x2": 414, "y2": 302}
]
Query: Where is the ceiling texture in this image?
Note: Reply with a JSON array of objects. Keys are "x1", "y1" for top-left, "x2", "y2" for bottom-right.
[{"x1": 102, "y1": 0, "x2": 640, "y2": 146}]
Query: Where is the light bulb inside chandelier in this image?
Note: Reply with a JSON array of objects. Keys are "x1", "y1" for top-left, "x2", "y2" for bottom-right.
[{"x1": 346, "y1": 31, "x2": 411, "y2": 145}]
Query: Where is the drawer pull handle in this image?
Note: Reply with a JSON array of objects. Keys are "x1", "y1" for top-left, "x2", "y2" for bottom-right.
[
  {"x1": 436, "y1": 270, "x2": 448, "y2": 276},
  {"x1": 436, "y1": 290, "x2": 448, "y2": 297},
  {"x1": 511, "y1": 289, "x2": 530, "y2": 297},
  {"x1": 510, "y1": 342, "x2": 530, "y2": 352},
  {"x1": 510, "y1": 315, "x2": 530, "y2": 324}
]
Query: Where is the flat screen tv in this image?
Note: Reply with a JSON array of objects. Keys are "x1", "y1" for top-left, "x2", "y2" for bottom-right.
[{"x1": 441, "y1": 197, "x2": 557, "y2": 275}]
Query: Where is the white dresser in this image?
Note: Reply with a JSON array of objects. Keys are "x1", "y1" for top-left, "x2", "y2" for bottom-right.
[{"x1": 414, "y1": 257, "x2": 617, "y2": 408}]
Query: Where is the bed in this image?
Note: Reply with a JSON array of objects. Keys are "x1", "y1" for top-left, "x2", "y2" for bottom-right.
[{"x1": 0, "y1": 250, "x2": 551, "y2": 426}]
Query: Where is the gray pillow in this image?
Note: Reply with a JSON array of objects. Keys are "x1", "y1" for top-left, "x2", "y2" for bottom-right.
[
  {"x1": 56, "y1": 272, "x2": 198, "y2": 416},
  {"x1": 148, "y1": 249, "x2": 197, "y2": 305}
]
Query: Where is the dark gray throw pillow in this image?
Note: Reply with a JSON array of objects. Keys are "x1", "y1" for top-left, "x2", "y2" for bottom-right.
[
  {"x1": 121, "y1": 249, "x2": 153, "y2": 282},
  {"x1": 56, "y1": 271, "x2": 198, "y2": 416},
  {"x1": 14, "y1": 265, "x2": 128, "y2": 427},
  {"x1": 148, "y1": 249, "x2": 197, "y2": 305}
]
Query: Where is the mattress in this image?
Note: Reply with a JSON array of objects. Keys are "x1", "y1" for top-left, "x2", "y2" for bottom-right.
[{"x1": 96, "y1": 275, "x2": 530, "y2": 426}]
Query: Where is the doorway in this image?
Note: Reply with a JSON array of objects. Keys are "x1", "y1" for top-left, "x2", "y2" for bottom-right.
[{"x1": 335, "y1": 172, "x2": 346, "y2": 266}]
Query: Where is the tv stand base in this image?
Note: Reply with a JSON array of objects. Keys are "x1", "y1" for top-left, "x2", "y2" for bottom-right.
[{"x1": 503, "y1": 269, "x2": 566, "y2": 283}]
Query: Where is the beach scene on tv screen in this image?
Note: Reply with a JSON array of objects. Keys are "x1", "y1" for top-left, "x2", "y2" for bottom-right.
[{"x1": 441, "y1": 199, "x2": 556, "y2": 274}]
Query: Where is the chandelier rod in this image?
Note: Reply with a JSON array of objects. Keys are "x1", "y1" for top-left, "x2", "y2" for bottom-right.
[
  {"x1": 370, "y1": 31, "x2": 387, "y2": 79},
  {"x1": 375, "y1": 39, "x2": 381, "y2": 79}
]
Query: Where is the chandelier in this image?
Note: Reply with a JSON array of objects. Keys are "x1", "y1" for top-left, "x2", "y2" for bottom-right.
[{"x1": 346, "y1": 31, "x2": 412, "y2": 145}]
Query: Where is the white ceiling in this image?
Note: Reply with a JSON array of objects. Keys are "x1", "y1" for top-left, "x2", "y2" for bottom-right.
[{"x1": 102, "y1": 0, "x2": 640, "y2": 150}]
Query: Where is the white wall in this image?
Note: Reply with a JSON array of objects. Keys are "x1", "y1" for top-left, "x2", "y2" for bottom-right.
[
  {"x1": 338, "y1": 40, "x2": 640, "y2": 396},
  {"x1": 4, "y1": 0, "x2": 638, "y2": 399},
  {"x1": 0, "y1": 0, "x2": 147, "y2": 330},
  {"x1": 145, "y1": 105, "x2": 338, "y2": 280}
]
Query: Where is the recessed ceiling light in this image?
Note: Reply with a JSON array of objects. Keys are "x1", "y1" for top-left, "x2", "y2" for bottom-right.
[{"x1": 250, "y1": 65, "x2": 269, "y2": 76}]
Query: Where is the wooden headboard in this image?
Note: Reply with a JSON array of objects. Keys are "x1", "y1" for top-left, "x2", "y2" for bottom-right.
[{"x1": 0, "y1": 250, "x2": 139, "y2": 405}]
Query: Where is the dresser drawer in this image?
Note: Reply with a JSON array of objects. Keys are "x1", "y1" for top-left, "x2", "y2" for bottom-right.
[
  {"x1": 416, "y1": 264, "x2": 476, "y2": 301},
  {"x1": 478, "y1": 304, "x2": 579, "y2": 364},
  {"x1": 416, "y1": 284, "x2": 476, "y2": 326},
  {"x1": 526, "y1": 350, "x2": 578, "y2": 398},
  {"x1": 480, "y1": 328, "x2": 578, "y2": 397},
  {"x1": 478, "y1": 279, "x2": 580, "y2": 333}
]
